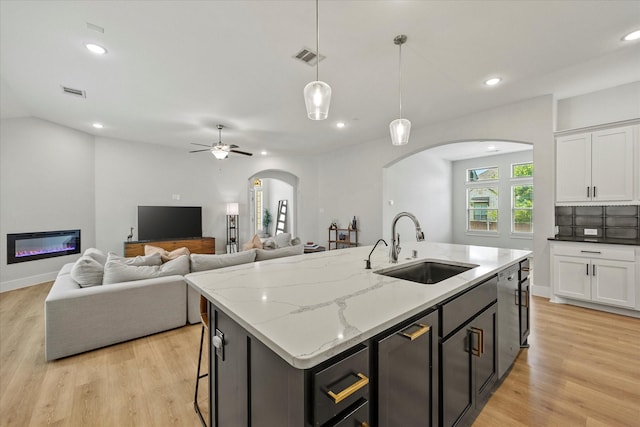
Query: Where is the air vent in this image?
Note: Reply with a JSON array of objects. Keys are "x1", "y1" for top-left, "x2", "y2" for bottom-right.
[
  {"x1": 293, "y1": 47, "x2": 325, "y2": 66},
  {"x1": 86, "y1": 22, "x2": 104, "y2": 33},
  {"x1": 61, "y1": 86, "x2": 86, "y2": 98}
]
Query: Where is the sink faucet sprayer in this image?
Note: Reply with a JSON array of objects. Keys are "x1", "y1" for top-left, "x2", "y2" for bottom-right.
[{"x1": 390, "y1": 212, "x2": 425, "y2": 263}]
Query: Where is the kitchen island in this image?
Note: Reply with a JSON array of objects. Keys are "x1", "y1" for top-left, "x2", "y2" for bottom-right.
[{"x1": 186, "y1": 241, "x2": 531, "y2": 426}]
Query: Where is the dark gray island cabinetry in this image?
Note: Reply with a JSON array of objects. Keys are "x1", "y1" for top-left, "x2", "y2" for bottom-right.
[{"x1": 185, "y1": 242, "x2": 531, "y2": 427}]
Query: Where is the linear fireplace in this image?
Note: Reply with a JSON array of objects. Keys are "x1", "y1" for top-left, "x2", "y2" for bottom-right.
[{"x1": 7, "y1": 230, "x2": 81, "y2": 264}]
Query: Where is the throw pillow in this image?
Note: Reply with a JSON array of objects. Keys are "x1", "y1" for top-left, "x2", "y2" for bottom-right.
[
  {"x1": 103, "y1": 254, "x2": 190, "y2": 285},
  {"x1": 144, "y1": 245, "x2": 191, "y2": 262},
  {"x1": 262, "y1": 238, "x2": 277, "y2": 250},
  {"x1": 83, "y1": 247, "x2": 107, "y2": 265},
  {"x1": 190, "y1": 250, "x2": 257, "y2": 272},
  {"x1": 71, "y1": 255, "x2": 104, "y2": 287},
  {"x1": 275, "y1": 232, "x2": 292, "y2": 248},
  {"x1": 107, "y1": 252, "x2": 162, "y2": 266},
  {"x1": 255, "y1": 244, "x2": 304, "y2": 261},
  {"x1": 242, "y1": 234, "x2": 263, "y2": 251}
]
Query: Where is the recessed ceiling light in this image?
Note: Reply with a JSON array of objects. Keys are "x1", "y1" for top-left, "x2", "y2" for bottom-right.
[
  {"x1": 85, "y1": 43, "x2": 107, "y2": 55},
  {"x1": 484, "y1": 77, "x2": 502, "y2": 86},
  {"x1": 92, "y1": 123, "x2": 104, "y2": 129},
  {"x1": 487, "y1": 145, "x2": 496, "y2": 151},
  {"x1": 261, "y1": 150, "x2": 267, "y2": 156},
  {"x1": 336, "y1": 122, "x2": 345, "y2": 128},
  {"x1": 622, "y1": 30, "x2": 640, "y2": 41}
]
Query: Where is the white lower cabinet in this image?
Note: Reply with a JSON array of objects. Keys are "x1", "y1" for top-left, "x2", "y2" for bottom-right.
[{"x1": 551, "y1": 243, "x2": 637, "y2": 309}]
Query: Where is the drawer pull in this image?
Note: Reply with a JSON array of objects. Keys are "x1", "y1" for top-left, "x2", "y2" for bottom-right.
[
  {"x1": 581, "y1": 250, "x2": 601, "y2": 254},
  {"x1": 327, "y1": 373, "x2": 369, "y2": 404},
  {"x1": 399, "y1": 323, "x2": 431, "y2": 341},
  {"x1": 521, "y1": 267, "x2": 530, "y2": 272},
  {"x1": 470, "y1": 327, "x2": 484, "y2": 357}
]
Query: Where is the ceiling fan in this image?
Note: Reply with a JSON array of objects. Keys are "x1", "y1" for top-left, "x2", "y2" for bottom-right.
[{"x1": 189, "y1": 124, "x2": 253, "y2": 160}]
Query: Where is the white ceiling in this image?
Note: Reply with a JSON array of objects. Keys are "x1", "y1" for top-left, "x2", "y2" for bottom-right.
[{"x1": 1, "y1": 1, "x2": 639, "y2": 156}]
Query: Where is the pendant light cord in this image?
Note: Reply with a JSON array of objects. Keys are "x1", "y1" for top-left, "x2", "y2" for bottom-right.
[
  {"x1": 316, "y1": 0, "x2": 320, "y2": 82},
  {"x1": 398, "y1": 41, "x2": 403, "y2": 120}
]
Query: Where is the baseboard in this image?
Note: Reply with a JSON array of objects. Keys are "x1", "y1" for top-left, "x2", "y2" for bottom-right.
[
  {"x1": 531, "y1": 283, "x2": 550, "y2": 298},
  {"x1": 0, "y1": 271, "x2": 57, "y2": 293},
  {"x1": 550, "y1": 295, "x2": 639, "y2": 318}
]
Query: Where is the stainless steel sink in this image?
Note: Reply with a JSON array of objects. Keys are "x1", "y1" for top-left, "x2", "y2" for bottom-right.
[{"x1": 375, "y1": 260, "x2": 476, "y2": 285}]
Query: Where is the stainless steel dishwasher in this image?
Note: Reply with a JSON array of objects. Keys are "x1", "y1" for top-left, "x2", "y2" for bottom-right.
[{"x1": 497, "y1": 263, "x2": 520, "y2": 379}]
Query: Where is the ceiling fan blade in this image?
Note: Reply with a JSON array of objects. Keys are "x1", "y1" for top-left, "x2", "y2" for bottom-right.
[
  {"x1": 190, "y1": 142, "x2": 213, "y2": 148},
  {"x1": 230, "y1": 149, "x2": 253, "y2": 156},
  {"x1": 189, "y1": 149, "x2": 211, "y2": 153}
]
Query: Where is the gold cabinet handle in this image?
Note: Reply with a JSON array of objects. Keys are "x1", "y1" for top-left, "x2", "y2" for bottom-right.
[
  {"x1": 399, "y1": 323, "x2": 431, "y2": 341},
  {"x1": 470, "y1": 327, "x2": 484, "y2": 357},
  {"x1": 327, "y1": 373, "x2": 369, "y2": 404},
  {"x1": 361, "y1": 423, "x2": 370, "y2": 427}
]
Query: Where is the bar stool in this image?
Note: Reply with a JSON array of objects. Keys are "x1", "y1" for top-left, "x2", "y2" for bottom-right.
[{"x1": 194, "y1": 295, "x2": 208, "y2": 427}]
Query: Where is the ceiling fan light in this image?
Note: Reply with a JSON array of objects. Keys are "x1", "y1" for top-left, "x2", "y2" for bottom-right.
[
  {"x1": 304, "y1": 80, "x2": 331, "y2": 120},
  {"x1": 389, "y1": 118, "x2": 411, "y2": 146},
  {"x1": 212, "y1": 149, "x2": 228, "y2": 160}
]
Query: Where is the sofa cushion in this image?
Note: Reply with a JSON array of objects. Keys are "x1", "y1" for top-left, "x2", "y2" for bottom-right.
[
  {"x1": 103, "y1": 254, "x2": 189, "y2": 285},
  {"x1": 107, "y1": 252, "x2": 162, "y2": 266},
  {"x1": 275, "y1": 232, "x2": 292, "y2": 248},
  {"x1": 84, "y1": 247, "x2": 107, "y2": 265},
  {"x1": 190, "y1": 250, "x2": 257, "y2": 272},
  {"x1": 242, "y1": 234, "x2": 263, "y2": 251},
  {"x1": 255, "y1": 244, "x2": 304, "y2": 261},
  {"x1": 70, "y1": 256, "x2": 104, "y2": 288},
  {"x1": 144, "y1": 245, "x2": 191, "y2": 262}
]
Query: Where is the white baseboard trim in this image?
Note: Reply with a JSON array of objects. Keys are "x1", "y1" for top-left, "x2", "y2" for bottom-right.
[
  {"x1": 1, "y1": 271, "x2": 57, "y2": 293},
  {"x1": 550, "y1": 295, "x2": 639, "y2": 318},
  {"x1": 531, "y1": 283, "x2": 550, "y2": 298}
]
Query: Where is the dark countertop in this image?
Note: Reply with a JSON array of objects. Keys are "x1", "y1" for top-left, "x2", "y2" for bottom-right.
[{"x1": 548, "y1": 236, "x2": 640, "y2": 246}]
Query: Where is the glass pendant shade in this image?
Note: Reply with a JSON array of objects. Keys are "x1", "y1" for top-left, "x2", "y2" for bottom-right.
[
  {"x1": 304, "y1": 80, "x2": 332, "y2": 120},
  {"x1": 212, "y1": 148, "x2": 228, "y2": 160},
  {"x1": 389, "y1": 118, "x2": 411, "y2": 146}
]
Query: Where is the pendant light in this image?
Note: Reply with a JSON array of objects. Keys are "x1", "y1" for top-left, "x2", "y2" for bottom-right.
[
  {"x1": 390, "y1": 34, "x2": 411, "y2": 146},
  {"x1": 303, "y1": 0, "x2": 331, "y2": 120}
]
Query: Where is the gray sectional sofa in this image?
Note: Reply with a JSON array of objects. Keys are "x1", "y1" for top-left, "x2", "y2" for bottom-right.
[{"x1": 45, "y1": 240, "x2": 303, "y2": 361}]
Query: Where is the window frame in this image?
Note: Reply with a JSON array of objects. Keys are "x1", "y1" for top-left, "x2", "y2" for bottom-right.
[
  {"x1": 466, "y1": 184, "x2": 499, "y2": 234},
  {"x1": 510, "y1": 162, "x2": 533, "y2": 236}
]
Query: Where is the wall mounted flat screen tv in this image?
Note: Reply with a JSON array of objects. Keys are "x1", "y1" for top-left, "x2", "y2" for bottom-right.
[{"x1": 137, "y1": 206, "x2": 202, "y2": 241}]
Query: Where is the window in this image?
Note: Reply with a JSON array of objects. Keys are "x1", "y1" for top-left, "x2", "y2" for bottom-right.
[
  {"x1": 511, "y1": 162, "x2": 533, "y2": 233},
  {"x1": 253, "y1": 179, "x2": 263, "y2": 234},
  {"x1": 512, "y1": 162, "x2": 533, "y2": 178},
  {"x1": 467, "y1": 187, "x2": 498, "y2": 231},
  {"x1": 467, "y1": 166, "x2": 499, "y2": 182}
]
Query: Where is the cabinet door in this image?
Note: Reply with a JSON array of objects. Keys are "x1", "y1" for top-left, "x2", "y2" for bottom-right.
[
  {"x1": 591, "y1": 126, "x2": 634, "y2": 201},
  {"x1": 472, "y1": 304, "x2": 497, "y2": 408},
  {"x1": 519, "y1": 278, "x2": 531, "y2": 346},
  {"x1": 556, "y1": 133, "x2": 591, "y2": 202},
  {"x1": 591, "y1": 259, "x2": 636, "y2": 308},
  {"x1": 441, "y1": 323, "x2": 473, "y2": 427},
  {"x1": 377, "y1": 310, "x2": 438, "y2": 427},
  {"x1": 553, "y1": 255, "x2": 591, "y2": 301}
]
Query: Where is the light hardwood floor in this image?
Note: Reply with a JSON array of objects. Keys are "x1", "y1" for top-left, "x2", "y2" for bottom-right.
[{"x1": 1, "y1": 282, "x2": 639, "y2": 426}]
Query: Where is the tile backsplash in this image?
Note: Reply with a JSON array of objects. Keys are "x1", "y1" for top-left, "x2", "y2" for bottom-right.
[{"x1": 555, "y1": 205, "x2": 640, "y2": 240}]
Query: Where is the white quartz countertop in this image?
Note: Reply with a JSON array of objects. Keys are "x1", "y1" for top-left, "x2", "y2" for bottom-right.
[{"x1": 185, "y1": 241, "x2": 531, "y2": 369}]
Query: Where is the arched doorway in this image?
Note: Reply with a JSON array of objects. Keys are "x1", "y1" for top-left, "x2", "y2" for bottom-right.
[
  {"x1": 248, "y1": 170, "x2": 299, "y2": 238},
  {"x1": 382, "y1": 140, "x2": 533, "y2": 250}
]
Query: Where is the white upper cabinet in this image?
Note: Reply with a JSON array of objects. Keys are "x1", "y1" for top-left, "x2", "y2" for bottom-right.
[{"x1": 556, "y1": 125, "x2": 636, "y2": 203}]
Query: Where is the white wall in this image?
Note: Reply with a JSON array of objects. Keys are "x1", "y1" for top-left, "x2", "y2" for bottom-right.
[
  {"x1": 94, "y1": 137, "x2": 319, "y2": 255},
  {"x1": 383, "y1": 150, "x2": 453, "y2": 245},
  {"x1": 452, "y1": 150, "x2": 534, "y2": 250},
  {"x1": 556, "y1": 81, "x2": 640, "y2": 131},
  {"x1": 0, "y1": 118, "x2": 96, "y2": 291},
  {"x1": 318, "y1": 95, "x2": 554, "y2": 296}
]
